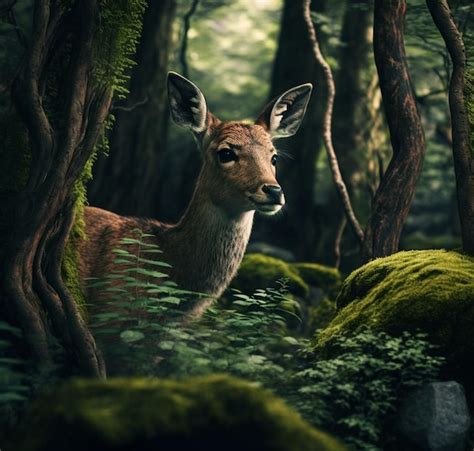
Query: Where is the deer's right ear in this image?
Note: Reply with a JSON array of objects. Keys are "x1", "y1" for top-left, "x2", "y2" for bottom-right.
[
  {"x1": 256, "y1": 83, "x2": 313, "y2": 139},
  {"x1": 167, "y1": 72, "x2": 208, "y2": 133}
]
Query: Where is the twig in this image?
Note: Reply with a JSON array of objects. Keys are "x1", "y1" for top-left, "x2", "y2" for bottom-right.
[
  {"x1": 112, "y1": 96, "x2": 148, "y2": 112},
  {"x1": 302, "y1": 0, "x2": 364, "y2": 244},
  {"x1": 180, "y1": 0, "x2": 199, "y2": 78}
]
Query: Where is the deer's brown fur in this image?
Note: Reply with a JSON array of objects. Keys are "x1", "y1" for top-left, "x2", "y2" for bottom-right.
[{"x1": 79, "y1": 73, "x2": 312, "y2": 315}]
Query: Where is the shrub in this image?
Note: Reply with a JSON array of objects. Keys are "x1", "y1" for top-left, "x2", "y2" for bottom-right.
[
  {"x1": 315, "y1": 250, "x2": 474, "y2": 401},
  {"x1": 288, "y1": 330, "x2": 444, "y2": 450}
]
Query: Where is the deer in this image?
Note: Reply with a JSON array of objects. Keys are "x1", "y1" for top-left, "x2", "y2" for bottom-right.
[{"x1": 79, "y1": 72, "x2": 312, "y2": 317}]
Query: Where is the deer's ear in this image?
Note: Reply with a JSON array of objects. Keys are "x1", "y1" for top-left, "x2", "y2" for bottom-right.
[
  {"x1": 256, "y1": 83, "x2": 313, "y2": 139},
  {"x1": 168, "y1": 71, "x2": 208, "y2": 133}
]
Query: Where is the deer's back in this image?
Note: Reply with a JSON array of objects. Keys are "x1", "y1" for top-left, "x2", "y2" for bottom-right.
[{"x1": 79, "y1": 206, "x2": 167, "y2": 284}]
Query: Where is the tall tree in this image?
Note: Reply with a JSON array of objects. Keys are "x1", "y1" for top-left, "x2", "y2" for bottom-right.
[
  {"x1": 0, "y1": 0, "x2": 145, "y2": 376},
  {"x1": 88, "y1": 0, "x2": 176, "y2": 217},
  {"x1": 426, "y1": 0, "x2": 474, "y2": 256},
  {"x1": 253, "y1": 0, "x2": 327, "y2": 260},
  {"x1": 304, "y1": 0, "x2": 426, "y2": 263},
  {"x1": 363, "y1": 0, "x2": 426, "y2": 260},
  {"x1": 316, "y1": 0, "x2": 373, "y2": 267}
]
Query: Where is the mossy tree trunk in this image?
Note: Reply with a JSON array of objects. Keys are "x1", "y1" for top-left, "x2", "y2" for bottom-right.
[
  {"x1": 88, "y1": 0, "x2": 176, "y2": 217},
  {"x1": 426, "y1": 0, "x2": 474, "y2": 256},
  {"x1": 363, "y1": 0, "x2": 426, "y2": 261},
  {"x1": 0, "y1": 0, "x2": 145, "y2": 376},
  {"x1": 253, "y1": 0, "x2": 327, "y2": 260}
]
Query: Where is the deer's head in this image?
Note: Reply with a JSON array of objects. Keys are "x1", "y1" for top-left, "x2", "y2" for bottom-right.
[{"x1": 167, "y1": 72, "x2": 312, "y2": 217}]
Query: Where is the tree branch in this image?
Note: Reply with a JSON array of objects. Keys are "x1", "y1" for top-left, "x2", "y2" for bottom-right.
[
  {"x1": 426, "y1": 0, "x2": 474, "y2": 254},
  {"x1": 302, "y1": 0, "x2": 364, "y2": 244},
  {"x1": 180, "y1": 0, "x2": 199, "y2": 78}
]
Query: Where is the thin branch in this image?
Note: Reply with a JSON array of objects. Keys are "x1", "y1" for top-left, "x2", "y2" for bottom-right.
[
  {"x1": 112, "y1": 96, "x2": 148, "y2": 112},
  {"x1": 426, "y1": 0, "x2": 474, "y2": 254},
  {"x1": 302, "y1": 0, "x2": 364, "y2": 244},
  {"x1": 180, "y1": 0, "x2": 199, "y2": 78}
]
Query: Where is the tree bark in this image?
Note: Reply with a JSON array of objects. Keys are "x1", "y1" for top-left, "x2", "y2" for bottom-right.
[
  {"x1": 426, "y1": 0, "x2": 474, "y2": 255},
  {"x1": 363, "y1": 0, "x2": 426, "y2": 261},
  {"x1": 252, "y1": 0, "x2": 327, "y2": 260},
  {"x1": 88, "y1": 0, "x2": 176, "y2": 217},
  {"x1": 0, "y1": 0, "x2": 144, "y2": 376},
  {"x1": 314, "y1": 0, "x2": 373, "y2": 267}
]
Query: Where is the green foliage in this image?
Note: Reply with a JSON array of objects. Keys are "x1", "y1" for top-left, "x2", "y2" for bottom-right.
[
  {"x1": 63, "y1": 0, "x2": 146, "y2": 311},
  {"x1": 13, "y1": 375, "x2": 345, "y2": 451},
  {"x1": 315, "y1": 250, "x2": 474, "y2": 403},
  {"x1": 94, "y1": 0, "x2": 147, "y2": 95},
  {"x1": 89, "y1": 231, "x2": 300, "y2": 380},
  {"x1": 288, "y1": 330, "x2": 444, "y2": 450},
  {"x1": 88, "y1": 234, "x2": 446, "y2": 450}
]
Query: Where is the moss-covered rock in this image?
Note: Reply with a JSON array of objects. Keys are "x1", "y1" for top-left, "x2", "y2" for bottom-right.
[
  {"x1": 307, "y1": 298, "x2": 337, "y2": 334},
  {"x1": 291, "y1": 263, "x2": 341, "y2": 297},
  {"x1": 233, "y1": 253, "x2": 309, "y2": 297},
  {"x1": 232, "y1": 254, "x2": 341, "y2": 300},
  {"x1": 314, "y1": 250, "x2": 474, "y2": 399},
  {"x1": 14, "y1": 375, "x2": 345, "y2": 451}
]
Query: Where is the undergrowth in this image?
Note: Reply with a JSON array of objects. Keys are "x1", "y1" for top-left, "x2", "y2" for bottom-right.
[{"x1": 87, "y1": 231, "x2": 445, "y2": 450}]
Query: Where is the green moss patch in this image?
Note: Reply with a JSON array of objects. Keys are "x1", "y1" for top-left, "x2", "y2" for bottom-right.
[
  {"x1": 314, "y1": 250, "x2": 474, "y2": 398},
  {"x1": 232, "y1": 254, "x2": 341, "y2": 300},
  {"x1": 232, "y1": 253, "x2": 309, "y2": 297},
  {"x1": 14, "y1": 375, "x2": 344, "y2": 451},
  {"x1": 291, "y1": 263, "x2": 341, "y2": 296}
]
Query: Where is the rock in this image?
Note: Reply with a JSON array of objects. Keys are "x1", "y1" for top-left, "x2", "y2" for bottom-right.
[
  {"x1": 232, "y1": 253, "x2": 342, "y2": 299},
  {"x1": 292, "y1": 263, "x2": 341, "y2": 298},
  {"x1": 314, "y1": 250, "x2": 474, "y2": 403},
  {"x1": 232, "y1": 253, "x2": 309, "y2": 297},
  {"x1": 12, "y1": 375, "x2": 345, "y2": 451},
  {"x1": 247, "y1": 242, "x2": 296, "y2": 262},
  {"x1": 396, "y1": 381, "x2": 471, "y2": 451}
]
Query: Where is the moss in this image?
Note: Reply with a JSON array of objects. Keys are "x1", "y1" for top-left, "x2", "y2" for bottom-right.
[
  {"x1": 291, "y1": 263, "x2": 341, "y2": 297},
  {"x1": 62, "y1": 1, "x2": 146, "y2": 312},
  {"x1": 314, "y1": 250, "x2": 474, "y2": 399},
  {"x1": 13, "y1": 375, "x2": 345, "y2": 451},
  {"x1": 307, "y1": 298, "x2": 337, "y2": 334},
  {"x1": 232, "y1": 253, "x2": 309, "y2": 297}
]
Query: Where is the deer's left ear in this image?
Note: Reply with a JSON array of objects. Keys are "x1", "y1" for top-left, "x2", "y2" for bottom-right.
[{"x1": 256, "y1": 83, "x2": 313, "y2": 139}]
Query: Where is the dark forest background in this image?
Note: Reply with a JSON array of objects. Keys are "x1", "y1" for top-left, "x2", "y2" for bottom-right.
[{"x1": 85, "y1": 0, "x2": 471, "y2": 272}]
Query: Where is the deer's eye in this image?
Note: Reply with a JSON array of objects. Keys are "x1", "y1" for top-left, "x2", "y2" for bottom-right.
[
  {"x1": 271, "y1": 154, "x2": 278, "y2": 166},
  {"x1": 218, "y1": 148, "x2": 238, "y2": 164}
]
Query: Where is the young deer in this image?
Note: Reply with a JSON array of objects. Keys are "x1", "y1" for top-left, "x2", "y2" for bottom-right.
[{"x1": 80, "y1": 72, "x2": 312, "y2": 314}]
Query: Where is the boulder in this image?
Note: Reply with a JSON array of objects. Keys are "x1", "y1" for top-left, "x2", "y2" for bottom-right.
[
  {"x1": 232, "y1": 253, "x2": 341, "y2": 299},
  {"x1": 314, "y1": 250, "x2": 474, "y2": 401},
  {"x1": 13, "y1": 375, "x2": 345, "y2": 451},
  {"x1": 396, "y1": 381, "x2": 471, "y2": 451},
  {"x1": 247, "y1": 242, "x2": 296, "y2": 262},
  {"x1": 232, "y1": 253, "x2": 309, "y2": 297}
]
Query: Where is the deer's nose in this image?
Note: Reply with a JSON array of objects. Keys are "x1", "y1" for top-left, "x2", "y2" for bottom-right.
[{"x1": 262, "y1": 184, "x2": 284, "y2": 204}]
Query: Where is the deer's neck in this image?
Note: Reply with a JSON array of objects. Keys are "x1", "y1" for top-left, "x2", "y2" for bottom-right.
[{"x1": 161, "y1": 185, "x2": 254, "y2": 298}]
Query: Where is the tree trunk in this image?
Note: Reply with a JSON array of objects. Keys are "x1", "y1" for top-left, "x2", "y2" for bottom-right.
[
  {"x1": 363, "y1": 0, "x2": 426, "y2": 261},
  {"x1": 253, "y1": 0, "x2": 327, "y2": 260},
  {"x1": 316, "y1": 0, "x2": 373, "y2": 267},
  {"x1": 0, "y1": 0, "x2": 145, "y2": 376},
  {"x1": 88, "y1": 0, "x2": 176, "y2": 217},
  {"x1": 426, "y1": 0, "x2": 474, "y2": 256}
]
